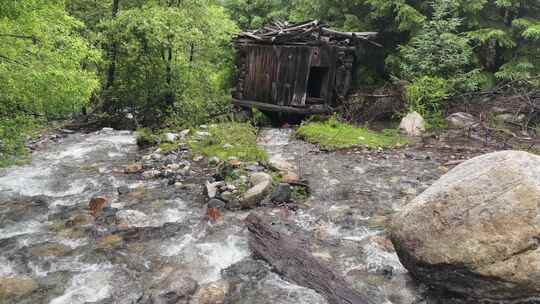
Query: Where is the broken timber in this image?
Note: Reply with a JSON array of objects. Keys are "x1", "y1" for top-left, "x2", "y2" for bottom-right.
[
  {"x1": 245, "y1": 213, "x2": 374, "y2": 304},
  {"x1": 233, "y1": 20, "x2": 380, "y2": 115}
]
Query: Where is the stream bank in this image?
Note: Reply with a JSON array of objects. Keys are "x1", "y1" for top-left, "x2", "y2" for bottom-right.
[{"x1": 0, "y1": 126, "x2": 480, "y2": 304}]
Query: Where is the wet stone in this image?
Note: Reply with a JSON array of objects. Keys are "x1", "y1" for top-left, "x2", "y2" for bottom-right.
[
  {"x1": 88, "y1": 197, "x2": 108, "y2": 217},
  {"x1": 208, "y1": 198, "x2": 226, "y2": 210},
  {"x1": 220, "y1": 191, "x2": 234, "y2": 203},
  {"x1": 193, "y1": 280, "x2": 228, "y2": 304},
  {"x1": 271, "y1": 183, "x2": 291, "y2": 203},
  {"x1": 117, "y1": 186, "x2": 131, "y2": 195},
  {"x1": 144, "y1": 270, "x2": 198, "y2": 304},
  {"x1": 0, "y1": 276, "x2": 38, "y2": 301},
  {"x1": 29, "y1": 242, "x2": 72, "y2": 258}
]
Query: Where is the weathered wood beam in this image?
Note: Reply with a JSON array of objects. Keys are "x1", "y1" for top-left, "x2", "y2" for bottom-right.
[
  {"x1": 245, "y1": 213, "x2": 374, "y2": 304},
  {"x1": 232, "y1": 99, "x2": 331, "y2": 115}
]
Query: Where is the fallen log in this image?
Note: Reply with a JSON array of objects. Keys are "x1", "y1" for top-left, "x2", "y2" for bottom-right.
[{"x1": 245, "y1": 213, "x2": 374, "y2": 304}]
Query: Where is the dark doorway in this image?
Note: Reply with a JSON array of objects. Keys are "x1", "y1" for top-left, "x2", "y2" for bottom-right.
[{"x1": 307, "y1": 67, "x2": 329, "y2": 98}]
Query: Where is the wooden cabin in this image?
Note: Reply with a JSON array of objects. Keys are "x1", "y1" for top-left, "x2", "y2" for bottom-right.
[{"x1": 232, "y1": 20, "x2": 379, "y2": 115}]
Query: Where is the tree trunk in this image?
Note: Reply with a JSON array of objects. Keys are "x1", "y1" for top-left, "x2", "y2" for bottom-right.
[
  {"x1": 105, "y1": 0, "x2": 120, "y2": 90},
  {"x1": 245, "y1": 213, "x2": 374, "y2": 304}
]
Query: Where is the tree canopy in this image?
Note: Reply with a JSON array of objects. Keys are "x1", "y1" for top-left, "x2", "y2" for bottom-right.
[{"x1": 0, "y1": 0, "x2": 538, "y2": 165}]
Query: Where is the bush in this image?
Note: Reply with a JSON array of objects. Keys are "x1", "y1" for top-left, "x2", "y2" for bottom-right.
[
  {"x1": 0, "y1": 115, "x2": 40, "y2": 167},
  {"x1": 405, "y1": 76, "x2": 449, "y2": 129}
]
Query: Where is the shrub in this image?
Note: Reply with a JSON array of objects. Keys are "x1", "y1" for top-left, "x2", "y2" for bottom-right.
[{"x1": 405, "y1": 76, "x2": 449, "y2": 129}]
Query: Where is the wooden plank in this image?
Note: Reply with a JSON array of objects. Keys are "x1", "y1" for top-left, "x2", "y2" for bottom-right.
[
  {"x1": 291, "y1": 46, "x2": 311, "y2": 106},
  {"x1": 232, "y1": 99, "x2": 331, "y2": 114},
  {"x1": 245, "y1": 214, "x2": 374, "y2": 304}
]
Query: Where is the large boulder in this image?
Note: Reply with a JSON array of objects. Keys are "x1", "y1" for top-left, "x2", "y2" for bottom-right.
[
  {"x1": 390, "y1": 151, "x2": 540, "y2": 302},
  {"x1": 399, "y1": 112, "x2": 425, "y2": 137}
]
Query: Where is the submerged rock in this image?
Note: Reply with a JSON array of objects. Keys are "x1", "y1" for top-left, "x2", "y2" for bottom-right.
[
  {"x1": 125, "y1": 163, "x2": 143, "y2": 174},
  {"x1": 0, "y1": 276, "x2": 37, "y2": 301},
  {"x1": 399, "y1": 112, "x2": 425, "y2": 137},
  {"x1": 208, "y1": 198, "x2": 226, "y2": 210},
  {"x1": 88, "y1": 197, "x2": 108, "y2": 217},
  {"x1": 150, "y1": 271, "x2": 198, "y2": 304},
  {"x1": 390, "y1": 151, "x2": 540, "y2": 302},
  {"x1": 116, "y1": 209, "x2": 149, "y2": 228},
  {"x1": 192, "y1": 280, "x2": 229, "y2": 304}
]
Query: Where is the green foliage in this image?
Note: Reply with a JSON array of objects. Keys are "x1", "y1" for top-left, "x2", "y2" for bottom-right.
[
  {"x1": 0, "y1": 0, "x2": 100, "y2": 166},
  {"x1": 189, "y1": 123, "x2": 268, "y2": 162},
  {"x1": 222, "y1": 0, "x2": 292, "y2": 30},
  {"x1": 466, "y1": 28, "x2": 516, "y2": 48},
  {"x1": 296, "y1": 116, "x2": 408, "y2": 150},
  {"x1": 397, "y1": 1, "x2": 474, "y2": 81},
  {"x1": 136, "y1": 128, "x2": 159, "y2": 148},
  {"x1": 405, "y1": 76, "x2": 449, "y2": 129},
  {"x1": 99, "y1": 2, "x2": 238, "y2": 126},
  {"x1": 0, "y1": 115, "x2": 39, "y2": 167}
]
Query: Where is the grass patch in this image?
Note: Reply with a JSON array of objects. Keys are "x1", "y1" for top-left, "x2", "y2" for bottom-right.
[
  {"x1": 296, "y1": 117, "x2": 409, "y2": 150},
  {"x1": 136, "y1": 128, "x2": 160, "y2": 148},
  {"x1": 189, "y1": 123, "x2": 267, "y2": 162}
]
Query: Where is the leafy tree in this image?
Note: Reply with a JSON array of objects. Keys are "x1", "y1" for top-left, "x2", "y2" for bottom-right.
[
  {"x1": 0, "y1": 0, "x2": 100, "y2": 165},
  {"x1": 98, "y1": 0, "x2": 238, "y2": 126},
  {"x1": 222, "y1": 0, "x2": 292, "y2": 30}
]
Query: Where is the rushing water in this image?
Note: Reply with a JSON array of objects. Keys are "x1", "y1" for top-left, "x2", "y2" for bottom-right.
[{"x1": 0, "y1": 128, "x2": 443, "y2": 304}]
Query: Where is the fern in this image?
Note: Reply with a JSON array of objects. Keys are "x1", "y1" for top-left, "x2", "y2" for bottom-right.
[
  {"x1": 513, "y1": 18, "x2": 540, "y2": 41},
  {"x1": 395, "y1": 3, "x2": 426, "y2": 32},
  {"x1": 466, "y1": 28, "x2": 516, "y2": 48},
  {"x1": 495, "y1": 60, "x2": 535, "y2": 81}
]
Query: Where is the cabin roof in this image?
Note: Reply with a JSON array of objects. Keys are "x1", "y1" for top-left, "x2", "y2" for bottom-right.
[{"x1": 235, "y1": 20, "x2": 380, "y2": 47}]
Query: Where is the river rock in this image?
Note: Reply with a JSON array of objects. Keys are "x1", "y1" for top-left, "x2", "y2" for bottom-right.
[
  {"x1": 116, "y1": 209, "x2": 149, "y2": 228},
  {"x1": 271, "y1": 183, "x2": 291, "y2": 202},
  {"x1": 205, "y1": 181, "x2": 222, "y2": 199},
  {"x1": 142, "y1": 169, "x2": 160, "y2": 179},
  {"x1": 208, "y1": 156, "x2": 220, "y2": 166},
  {"x1": 152, "y1": 271, "x2": 198, "y2": 304},
  {"x1": 29, "y1": 242, "x2": 72, "y2": 258},
  {"x1": 446, "y1": 112, "x2": 478, "y2": 129},
  {"x1": 399, "y1": 112, "x2": 425, "y2": 136},
  {"x1": 192, "y1": 280, "x2": 228, "y2": 304},
  {"x1": 250, "y1": 172, "x2": 272, "y2": 186},
  {"x1": 117, "y1": 186, "x2": 131, "y2": 195},
  {"x1": 220, "y1": 191, "x2": 234, "y2": 203},
  {"x1": 65, "y1": 213, "x2": 95, "y2": 228},
  {"x1": 96, "y1": 234, "x2": 123, "y2": 250},
  {"x1": 241, "y1": 173, "x2": 273, "y2": 209},
  {"x1": 496, "y1": 113, "x2": 526, "y2": 123},
  {"x1": 88, "y1": 197, "x2": 108, "y2": 217},
  {"x1": 282, "y1": 173, "x2": 299, "y2": 184},
  {"x1": 0, "y1": 276, "x2": 37, "y2": 301},
  {"x1": 390, "y1": 151, "x2": 540, "y2": 302},
  {"x1": 163, "y1": 133, "x2": 179, "y2": 143},
  {"x1": 208, "y1": 198, "x2": 226, "y2": 210}
]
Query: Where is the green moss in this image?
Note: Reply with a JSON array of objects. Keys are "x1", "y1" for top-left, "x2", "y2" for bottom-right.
[
  {"x1": 189, "y1": 123, "x2": 268, "y2": 162},
  {"x1": 296, "y1": 117, "x2": 409, "y2": 150},
  {"x1": 159, "y1": 142, "x2": 181, "y2": 154},
  {"x1": 291, "y1": 186, "x2": 310, "y2": 202},
  {"x1": 136, "y1": 128, "x2": 159, "y2": 147}
]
